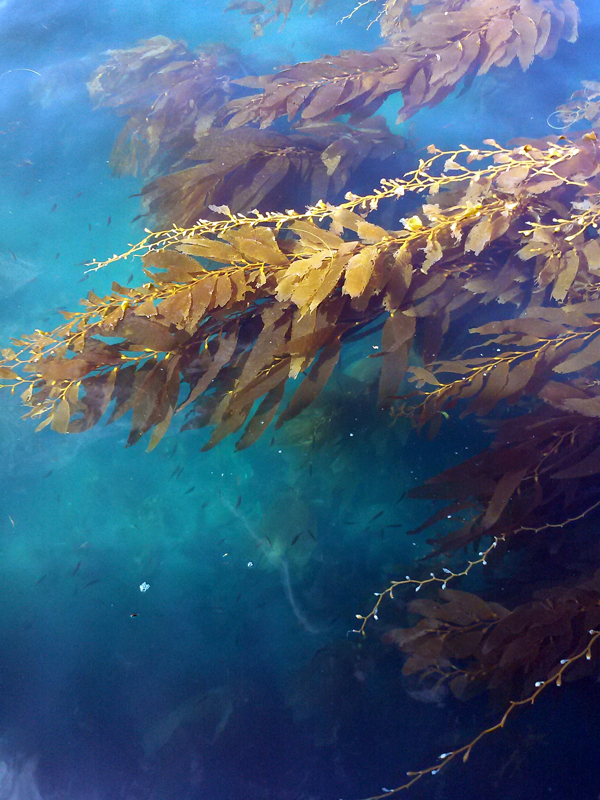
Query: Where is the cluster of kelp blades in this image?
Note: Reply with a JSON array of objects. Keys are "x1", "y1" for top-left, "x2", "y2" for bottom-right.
[
  {"x1": 6, "y1": 0, "x2": 600, "y2": 793},
  {"x1": 4, "y1": 133, "x2": 600, "y2": 793}
]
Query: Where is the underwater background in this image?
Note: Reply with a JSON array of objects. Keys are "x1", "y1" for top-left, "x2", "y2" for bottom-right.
[{"x1": 1, "y1": 1, "x2": 600, "y2": 799}]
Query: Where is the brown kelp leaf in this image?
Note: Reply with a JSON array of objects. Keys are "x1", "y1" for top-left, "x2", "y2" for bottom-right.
[
  {"x1": 223, "y1": 225, "x2": 289, "y2": 266},
  {"x1": 342, "y1": 245, "x2": 378, "y2": 298},
  {"x1": 465, "y1": 217, "x2": 494, "y2": 255},
  {"x1": 561, "y1": 397, "x2": 600, "y2": 417},
  {"x1": 471, "y1": 360, "x2": 510, "y2": 415},
  {"x1": 127, "y1": 360, "x2": 168, "y2": 446},
  {"x1": 69, "y1": 369, "x2": 118, "y2": 433},
  {"x1": 204, "y1": 359, "x2": 291, "y2": 449},
  {"x1": 483, "y1": 468, "x2": 529, "y2": 528},
  {"x1": 377, "y1": 312, "x2": 416, "y2": 408},
  {"x1": 500, "y1": 355, "x2": 540, "y2": 401},
  {"x1": 235, "y1": 381, "x2": 286, "y2": 450},
  {"x1": 104, "y1": 313, "x2": 180, "y2": 352},
  {"x1": 552, "y1": 445, "x2": 600, "y2": 479},
  {"x1": 157, "y1": 288, "x2": 193, "y2": 328},
  {"x1": 179, "y1": 326, "x2": 239, "y2": 412},
  {"x1": 177, "y1": 238, "x2": 242, "y2": 264},
  {"x1": 275, "y1": 339, "x2": 341, "y2": 427},
  {"x1": 554, "y1": 334, "x2": 600, "y2": 373},
  {"x1": 276, "y1": 252, "x2": 329, "y2": 305},
  {"x1": 50, "y1": 397, "x2": 71, "y2": 434},
  {"x1": 551, "y1": 249, "x2": 579, "y2": 302},
  {"x1": 188, "y1": 276, "x2": 217, "y2": 330},
  {"x1": 143, "y1": 250, "x2": 206, "y2": 283}
]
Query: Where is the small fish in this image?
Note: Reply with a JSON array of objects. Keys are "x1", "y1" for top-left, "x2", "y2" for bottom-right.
[
  {"x1": 55, "y1": 252, "x2": 60, "y2": 259},
  {"x1": 166, "y1": 442, "x2": 178, "y2": 458},
  {"x1": 307, "y1": 529, "x2": 317, "y2": 541},
  {"x1": 43, "y1": 470, "x2": 52, "y2": 478},
  {"x1": 386, "y1": 523, "x2": 404, "y2": 528},
  {"x1": 235, "y1": 495, "x2": 242, "y2": 508},
  {"x1": 201, "y1": 500, "x2": 209, "y2": 509},
  {"x1": 126, "y1": 273, "x2": 133, "y2": 285},
  {"x1": 130, "y1": 613, "x2": 139, "y2": 618},
  {"x1": 72, "y1": 560, "x2": 81, "y2": 577},
  {"x1": 35, "y1": 574, "x2": 47, "y2": 586},
  {"x1": 75, "y1": 542, "x2": 89, "y2": 550},
  {"x1": 85, "y1": 579, "x2": 101, "y2": 587},
  {"x1": 88, "y1": 223, "x2": 92, "y2": 232},
  {"x1": 290, "y1": 533, "x2": 302, "y2": 547},
  {"x1": 77, "y1": 275, "x2": 89, "y2": 283},
  {"x1": 50, "y1": 203, "x2": 57, "y2": 213},
  {"x1": 9, "y1": 250, "x2": 16, "y2": 261},
  {"x1": 369, "y1": 510, "x2": 384, "y2": 524},
  {"x1": 107, "y1": 216, "x2": 112, "y2": 226},
  {"x1": 184, "y1": 486, "x2": 196, "y2": 495},
  {"x1": 8, "y1": 515, "x2": 14, "y2": 527},
  {"x1": 75, "y1": 191, "x2": 82, "y2": 198},
  {"x1": 397, "y1": 491, "x2": 407, "y2": 503},
  {"x1": 131, "y1": 213, "x2": 147, "y2": 223},
  {"x1": 235, "y1": 593, "x2": 241, "y2": 602}
]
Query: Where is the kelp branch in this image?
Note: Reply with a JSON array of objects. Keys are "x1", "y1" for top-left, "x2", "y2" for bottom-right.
[
  {"x1": 363, "y1": 625, "x2": 600, "y2": 798},
  {"x1": 86, "y1": 137, "x2": 592, "y2": 270}
]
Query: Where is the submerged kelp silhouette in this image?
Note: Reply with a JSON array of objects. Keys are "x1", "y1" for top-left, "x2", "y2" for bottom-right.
[
  {"x1": 222, "y1": 0, "x2": 578, "y2": 128},
  {"x1": 5, "y1": 0, "x2": 600, "y2": 795},
  {"x1": 88, "y1": 0, "x2": 578, "y2": 226},
  {"x1": 87, "y1": 36, "x2": 405, "y2": 225}
]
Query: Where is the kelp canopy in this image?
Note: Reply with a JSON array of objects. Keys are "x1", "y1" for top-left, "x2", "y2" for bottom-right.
[{"x1": 5, "y1": 0, "x2": 600, "y2": 795}]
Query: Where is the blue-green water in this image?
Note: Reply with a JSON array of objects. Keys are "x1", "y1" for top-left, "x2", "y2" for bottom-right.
[{"x1": 0, "y1": 1, "x2": 600, "y2": 799}]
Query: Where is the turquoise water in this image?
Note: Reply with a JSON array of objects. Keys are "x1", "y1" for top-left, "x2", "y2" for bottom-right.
[{"x1": 0, "y1": 1, "x2": 600, "y2": 799}]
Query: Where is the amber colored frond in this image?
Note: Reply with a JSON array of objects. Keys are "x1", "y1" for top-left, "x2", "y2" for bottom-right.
[{"x1": 3, "y1": 136, "x2": 600, "y2": 453}]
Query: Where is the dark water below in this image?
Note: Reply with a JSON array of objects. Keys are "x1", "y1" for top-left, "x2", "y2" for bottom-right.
[{"x1": 0, "y1": 1, "x2": 600, "y2": 799}]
